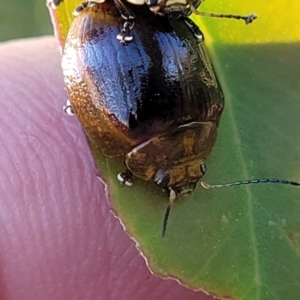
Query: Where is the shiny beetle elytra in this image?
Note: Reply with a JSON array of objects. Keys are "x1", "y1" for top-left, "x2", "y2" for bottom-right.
[{"x1": 48, "y1": 0, "x2": 256, "y2": 43}]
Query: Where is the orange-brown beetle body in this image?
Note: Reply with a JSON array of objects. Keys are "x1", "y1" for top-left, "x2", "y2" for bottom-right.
[{"x1": 61, "y1": 2, "x2": 224, "y2": 200}]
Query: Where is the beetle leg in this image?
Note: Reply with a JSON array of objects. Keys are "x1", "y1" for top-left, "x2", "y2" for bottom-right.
[
  {"x1": 113, "y1": 0, "x2": 136, "y2": 43},
  {"x1": 113, "y1": 0, "x2": 135, "y2": 20},
  {"x1": 161, "y1": 187, "x2": 176, "y2": 237},
  {"x1": 183, "y1": 17, "x2": 204, "y2": 41},
  {"x1": 116, "y1": 20, "x2": 135, "y2": 43},
  {"x1": 117, "y1": 170, "x2": 133, "y2": 186},
  {"x1": 63, "y1": 99, "x2": 75, "y2": 116}
]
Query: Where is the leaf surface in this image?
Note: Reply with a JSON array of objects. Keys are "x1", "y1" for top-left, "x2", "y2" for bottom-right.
[{"x1": 48, "y1": 1, "x2": 300, "y2": 299}]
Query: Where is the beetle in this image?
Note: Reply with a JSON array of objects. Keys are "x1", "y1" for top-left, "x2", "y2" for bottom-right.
[
  {"x1": 48, "y1": 0, "x2": 256, "y2": 43},
  {"x1": 61, "y1": 1, "x2": 224, "y2": 233}
]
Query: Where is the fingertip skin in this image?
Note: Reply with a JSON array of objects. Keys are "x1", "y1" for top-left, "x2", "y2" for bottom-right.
[{"x1": 0, "y1": 37, "x2": 213, "y2": 300}]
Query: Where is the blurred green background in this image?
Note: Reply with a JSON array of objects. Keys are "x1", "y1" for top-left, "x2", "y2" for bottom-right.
[{"x1": 0, "y1": 0, "x2": 52, "y2": 42}]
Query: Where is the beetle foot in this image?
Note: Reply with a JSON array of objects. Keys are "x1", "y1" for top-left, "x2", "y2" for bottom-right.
[
  {"x1": 117, "y1": 170, "x2": 133, "y2": 186},
  {"x1": 63, "y1": 99, "x2": 75, "y2": 116},
  {"x1": 116, "y1": 20, "x2": 135, "y2": 43},
  {"x1": 183, "y1": 17, "x2": 204, "y2": 41},
  {"x1": 245, "y1": 13, "x2": 257, "y2": 24}
]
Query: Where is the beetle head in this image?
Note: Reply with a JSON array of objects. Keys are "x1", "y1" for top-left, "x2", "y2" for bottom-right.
[{"x1": 154, "y1": 161, "x2": 206, "y2": 196}]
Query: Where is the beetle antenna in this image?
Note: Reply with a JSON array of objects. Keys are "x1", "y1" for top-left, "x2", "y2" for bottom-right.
[
  {"x1": 162, "y1": 188, "x2": 176, "y2": 237},
  {"x1": 200, "y1": 178, "x2": 300, "y2": 189},
  {"x1": 193, "y1": 10, "x2": 257, "y2": 25}
]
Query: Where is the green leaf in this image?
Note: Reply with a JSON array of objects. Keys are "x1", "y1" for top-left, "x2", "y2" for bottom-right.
[{"x1": 49, "y1": 1, "x2": 300, "y2": 299}]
